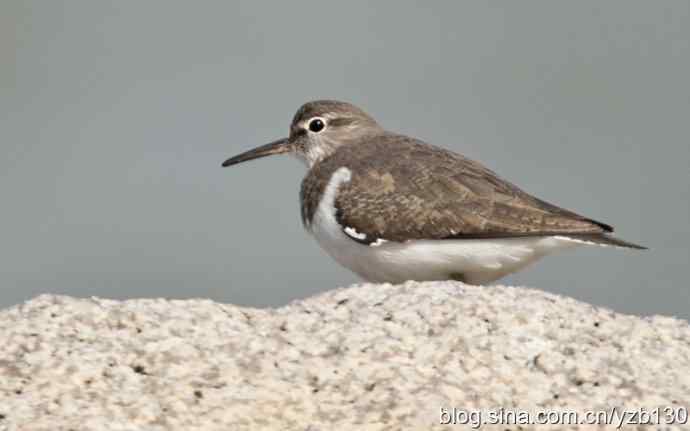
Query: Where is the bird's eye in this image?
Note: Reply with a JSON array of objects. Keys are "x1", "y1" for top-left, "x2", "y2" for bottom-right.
[{"x1": 308, "y1": 118, "x2": 325, "y2": 133}]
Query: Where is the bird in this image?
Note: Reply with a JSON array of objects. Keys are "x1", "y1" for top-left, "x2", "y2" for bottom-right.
[{"x1": 222, "y1": 100, "x2": 645, "y2": 285}]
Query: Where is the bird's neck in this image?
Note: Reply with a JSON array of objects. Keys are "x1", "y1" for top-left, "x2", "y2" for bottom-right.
[
  {"x1": 297, "y1": 129, "x2": 385, "y2": 168},
  {"x1": 299, "y1": 141, "x2": 340, "y2": 168}
]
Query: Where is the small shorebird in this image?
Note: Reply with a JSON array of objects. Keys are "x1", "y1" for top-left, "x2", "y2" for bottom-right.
[{"x1": 222, "y1": 100, "x2": 645, "y2": 284}]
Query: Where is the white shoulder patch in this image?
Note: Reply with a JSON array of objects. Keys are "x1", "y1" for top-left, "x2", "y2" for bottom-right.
[
  {"x1": 312, "y1": 166, "x2": 390, "y2": 249},
  {"x1": 313, "y1": 166, "x2": 352, "y2": 226}
]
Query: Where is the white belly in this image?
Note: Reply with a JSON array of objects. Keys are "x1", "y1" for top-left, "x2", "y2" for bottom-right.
[{"x1": 307, "y1": 167, "x2": 582, "y2": 285}]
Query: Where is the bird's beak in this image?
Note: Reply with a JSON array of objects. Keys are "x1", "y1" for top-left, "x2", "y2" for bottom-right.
[{"x1": 222, "y1": 138, "x2": 292, "y2": 167}]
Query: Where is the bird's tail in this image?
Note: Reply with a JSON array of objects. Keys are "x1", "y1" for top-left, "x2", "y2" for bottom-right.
[{"x1": 557, "y1": 233, "x2": 647, "y2": 250}]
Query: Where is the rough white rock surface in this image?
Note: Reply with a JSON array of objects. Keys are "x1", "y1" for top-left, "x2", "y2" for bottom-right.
[{"x1": 0, "y1": 282, "x2": 689, "y2": 431}]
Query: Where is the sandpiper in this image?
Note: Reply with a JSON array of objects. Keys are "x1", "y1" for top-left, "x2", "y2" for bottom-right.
[{"x1": 222, "y1": 100, "x2": 645, "y2": 284}]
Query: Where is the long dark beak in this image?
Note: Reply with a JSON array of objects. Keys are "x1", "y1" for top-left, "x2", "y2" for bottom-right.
[{"x1": 222, "y1": 138, "x2": 292, "y2": 167}]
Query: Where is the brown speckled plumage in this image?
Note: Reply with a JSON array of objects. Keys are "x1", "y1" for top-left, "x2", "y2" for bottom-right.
[
  {"x1": 301, "y1": 132, "x2": 621, "y2": 242},
  {"x1": 225, "y1": 100, "x2": 645, "y2": 255}
]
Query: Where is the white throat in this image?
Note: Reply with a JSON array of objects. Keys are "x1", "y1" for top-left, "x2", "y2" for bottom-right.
[{"x1": 293, "y1": 137, "x2": 339, "y2": 168}]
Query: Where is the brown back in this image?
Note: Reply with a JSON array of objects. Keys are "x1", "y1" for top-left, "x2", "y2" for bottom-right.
[{"x1": 301, "y1": 132, "x2": 611, "y2": 242}]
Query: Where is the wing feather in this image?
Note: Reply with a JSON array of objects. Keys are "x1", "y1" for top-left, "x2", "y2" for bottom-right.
[{"x1": 303, "y1": 133, "x2": 611, "y2": 243}]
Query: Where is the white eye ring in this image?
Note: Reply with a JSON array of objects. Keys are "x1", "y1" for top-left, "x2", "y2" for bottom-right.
[{"x1": 307, "y1": 117, "x2": 326, "y2": 133}]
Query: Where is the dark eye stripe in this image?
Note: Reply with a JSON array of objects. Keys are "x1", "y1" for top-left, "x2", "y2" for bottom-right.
[{"x1": 327, "y1": 118, "x2": 355, "y2": 127}]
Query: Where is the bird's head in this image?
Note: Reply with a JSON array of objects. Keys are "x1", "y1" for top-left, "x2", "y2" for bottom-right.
[{"x1": 222, "y1": 100, "x2": 382, "y2": 169}]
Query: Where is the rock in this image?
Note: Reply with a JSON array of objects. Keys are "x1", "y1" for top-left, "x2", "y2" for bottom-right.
[{"x1": 0, "y1": 281, "x2": 689, "y2": 430}]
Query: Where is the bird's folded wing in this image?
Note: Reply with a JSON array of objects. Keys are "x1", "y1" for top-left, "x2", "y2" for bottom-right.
[{"x1": 330, "y1": 136, "x2": 611, "y2": 243}]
